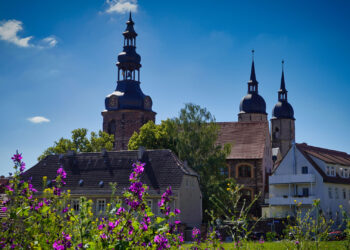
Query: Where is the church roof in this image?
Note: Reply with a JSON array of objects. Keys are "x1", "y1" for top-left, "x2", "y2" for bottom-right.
[
  {"x1": 216, "y1": 122, "x2": 269, "y2": 159},
  {"x1": 22, "y1": 149, "x2": 198, "y2": 195}
]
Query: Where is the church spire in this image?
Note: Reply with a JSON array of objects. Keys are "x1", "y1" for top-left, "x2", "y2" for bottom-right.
[
  {"x1": 248, "y1": 50, "x2": 258, "y2": 93},
  {"x1": 278, "y1": 60, "x2": 288, "y2": 101}
]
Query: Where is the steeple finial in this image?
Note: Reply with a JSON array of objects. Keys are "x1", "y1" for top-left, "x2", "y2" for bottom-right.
[
  {"x1": 280, "y1": 60, "x2": 286, "y2": 91},
  {"x1": 250, "y1": 49, "x2": 257, "y2": 83},
  {"x1": 129, "y1": 11, "x2": 132, "y2": 22}
]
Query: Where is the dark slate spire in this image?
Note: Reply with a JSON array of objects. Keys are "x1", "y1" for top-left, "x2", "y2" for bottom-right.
[
  {"x1": 104, "y1": 14, "x2": 153, "y2": 111},
  {"x1": 278, "y1": 60, "x2": 287, "y2": 101},
  {"x1": 248, "y1": 50, "x2": 258, "y2": 94},
  {"x1": 239, "y1": 50, "x2": 267, "y2": 114},
  {"x1": 272, "y1": 60, "x2": 295, "y2": 119}
]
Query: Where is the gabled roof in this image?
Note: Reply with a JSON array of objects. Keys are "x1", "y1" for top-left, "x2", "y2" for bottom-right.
[
  {"x1": 216, "y1": 122, "x2": 269, "y2": 159},
  {"x1": 296, "y1": 143, "x2": 350, "y2": 185},
  {"x1": 23, "y1": 149, "x2": 198, "y2": 195}
]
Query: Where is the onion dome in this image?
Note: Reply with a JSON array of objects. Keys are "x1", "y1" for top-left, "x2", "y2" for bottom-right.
[
  {"x1": 272, "y1": 61, "x2": 295, "y2": 119},
  {"x1": 239, "y1": 51, "x2": 267, "y2": 114},
  {"x1": 105, "y1": 13, "x2": 153, "y2": 112}
]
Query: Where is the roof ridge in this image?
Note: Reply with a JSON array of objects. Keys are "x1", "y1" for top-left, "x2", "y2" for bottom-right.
[{"x1": 297, "y1": 143, "x2": 350, "y2": 157}]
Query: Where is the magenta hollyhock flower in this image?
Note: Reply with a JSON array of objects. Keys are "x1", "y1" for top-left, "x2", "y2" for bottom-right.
[
  {"x1": 19, "y1": 162, "x2": 25, "y2": 172},
  {"x1": 174, "y1": 208, "x2": 180, "y2": 215},
  {"x1": 98, "y1": 224, "x2": 105, "y2": 230},
  {"x1": 132, "y1": 162, "x2": 145, "y2": 174},
  {"x1": 178, "y1": 234, "x2": 184, "y2": 243},
  {"x1": 5, "y1": 185, "x2": 14, "y2": 192},
  {"x1": 1, "y1": 207, "x2": 7, "y2": 212},
  {"x1": 192, "y1": 227, "x2": 201, "y2": 243},
  {"x1": 128, "y1": 225, "x2": 134, "y2": 235},
  {"x1": 116, "y1": 207, "x2": 125, "y2": 216},
  {"x1": 53, "y1": 187, "x2": 61, "y2": 196},
  {"x1": 174, "y1": 220, "x2": 181, "y2": 225},
  {"x1": 143, "y1": 215, "x2": 151, "y2": 225},
  {"x1": 62, "y1": 207, "x2": 68, "y2": 213},
  {"x1": 158, "y1": 199, "x2": 165, "y2": 207},
  {"x1": 295, "y1": 241, "x2": 299, "y2": 245},
  {"x1": 141, "y1": 222, "x2": 148, "y2": 231},
  {"x1": 100, "y1": 233, "x2": 107, "y2": 240},
  {"x1": 53, "y1": 241, "x2": 64, "y2": 250},
  {"x1": 57, "y1": 167, "x2": 67, "y2": 179},
  {"x1": 154, "y1": 234, "x2": 170, "y2": 249},
  {"x1": 259, "y1": 239, "x2": 265, "y2": 244},
  {"x1": 108, "y1": 221, "x2": 115, "y2": 231},
  {"x1": 11, "y1": 153, "x2": 22, "y2": 163}
]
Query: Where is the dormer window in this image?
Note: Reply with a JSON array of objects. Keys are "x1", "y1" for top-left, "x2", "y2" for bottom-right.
[
  {"x1": 340, "y1": 168, "x2": 344, "y2": 177},
  {"x1": 326, "y1": 166, "x2": 330, "y2": 175},
  {"x1": 302, "y1": 166, "x2": 308, "y2": 174},
  {"x1": 330, "y1": 166, "x2": 335, "y2": 176},
  {"x1": 344, "y1": 168, "x2": 349, "y2": 178}
]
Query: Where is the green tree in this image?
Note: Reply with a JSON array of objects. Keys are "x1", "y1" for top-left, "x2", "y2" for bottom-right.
[
  {"x1": 128, "y1": 103, "x2": 231, "y2": 219},
  {"x1": 38, "y1": 128, "x2": 114, "y2": 161}
]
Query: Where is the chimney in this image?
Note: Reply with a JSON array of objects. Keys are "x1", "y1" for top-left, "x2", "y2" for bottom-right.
[{"x1": 138, "y1": 146, "x2": 145, "y2": 160}]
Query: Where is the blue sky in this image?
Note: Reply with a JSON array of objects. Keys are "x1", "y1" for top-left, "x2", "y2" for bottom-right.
[{"x1": 0, "y1": 0, "x2": 349, "y2": 175}]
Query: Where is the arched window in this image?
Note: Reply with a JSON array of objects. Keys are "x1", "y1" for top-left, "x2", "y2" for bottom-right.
[
  {"x1": 237, "y1": 165, "x2": 252, "y2": 178},
  {"x1": 108, "y1": 120, "x2": 116, "y2": 135}
]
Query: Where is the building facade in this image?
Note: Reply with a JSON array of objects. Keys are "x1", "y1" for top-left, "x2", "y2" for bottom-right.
[
  {"x1": 24, "y1": 149, "x2": 202, "y2": 227},
  {"x1": 266, "y1": 143, "x2": 350, "y2": 221}
]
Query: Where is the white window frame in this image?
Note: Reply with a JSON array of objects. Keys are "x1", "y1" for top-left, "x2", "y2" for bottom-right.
[
  {"x1": 328, "y1": 187, "x2": 333, "y2": 199},
  {"x1": 345, "y1": 168, "x2": 349, "y2": 178},
  {"x1": 97, "y1": 199, "x2": 106, "y2": 213},
  {"x1": 340, "y1": 168, "x2": 344, "y2": 177},
  {"x1": 335, "y1": 187, "x2": 339, "y2": 199},
  {"x1": 326, "y1": 166, "x2": 330, "y2": 175},
  {"x1": 72, "y1": 199, "x2": 80, "y2": 212},
  {"x1": 330, "y1": 166, "x2": 335, "y2": 176}
]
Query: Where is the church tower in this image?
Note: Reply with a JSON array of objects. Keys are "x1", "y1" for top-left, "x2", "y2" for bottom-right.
[
  {"x1": 102, "y1": 13, "x2": 156, "y2": 150},
  {"x1": 271, "y1": 61, "x2": 295, "y2": 157},
  {"x1": 238, "y1": 51, "x2": 267, "y2": 122}
]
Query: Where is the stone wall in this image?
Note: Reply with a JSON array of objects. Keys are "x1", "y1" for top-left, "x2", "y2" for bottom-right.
[{"x1": 102, "y1": 109, "x2": 156, "y2": 150}]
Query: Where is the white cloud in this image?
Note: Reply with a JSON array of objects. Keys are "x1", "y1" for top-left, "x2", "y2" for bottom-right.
[
  {"x1": 0, "y1": 20, "x2": 33, "y2": 47},
  {"x1": 106, "y1": 0, "x2": 138, "y2": 14},
  {"x1": 42, "y1": 36, "x2": 58, "y2": 48},
  {"x1": 0, "y1": 19, "x2": 58, "y2": 48},
  {"x1": 27, "y1": 116, "x2": 50, "y2": 124}
]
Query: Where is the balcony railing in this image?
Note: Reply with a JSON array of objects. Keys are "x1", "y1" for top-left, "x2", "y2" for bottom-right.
[
  {"x1": 267, "y1": 196, "x2": 317, "y2": 206},
  {"x1": 269, "y1": 174, "x2": 316, "y2": 185}
]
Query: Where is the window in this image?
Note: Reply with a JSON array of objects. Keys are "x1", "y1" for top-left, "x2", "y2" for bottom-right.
[
  {"x1": 340, "y1": 168, "x2": 344, "y2": 177},
  {"x1": 302, "y1": 188, "x2": 309, "y2": 197},
  {"x1": 240, "y1": 189, "x2": 252, "y2": 203},
  {"x1": 345, "y1": 168, "x2": 349, "y2": 178},
  {"x1": 147, "y1": 200, "x2": 153, "y2": 212},
  {"x1": 330, "y1": 167, "x2": 335, "y2": 176},
  {"x1": 302, "y1": 166, "x2": 308, "y2": 174},
  {"x1": 326, "y1": 166, "x2": 330, "y2": 175},
  {"x1": 328, "y1": 187, "x2": 333, "y2": 199},
  {"x1": 220, "y1": 167, "x2": 228, "y2": 176},
  {"x1": 343, "y1": 188, "x2": 346, "y2": 199},
  {"x1": 335, "y1": 188, "x2": 339, "y2": 199},
  {"x1": 72, "y1": 199, "x2": 80, "y2": 212},
  {"x1": 238, "y1": 165, "x2": 252, "y2": 178},
  {"x1": 97, "y1": 199, "x2": 106, "y2": 213}
]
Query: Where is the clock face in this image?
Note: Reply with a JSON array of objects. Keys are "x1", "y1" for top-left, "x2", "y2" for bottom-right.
[
  {"x1": 144, "y1": 96, "x2": 152, "y2": 109},
  {"x1": 109, "y1": 96, "x2": 118, "y2": 108}
]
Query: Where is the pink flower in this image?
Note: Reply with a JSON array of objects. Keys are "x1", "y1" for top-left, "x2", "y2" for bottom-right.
[
  {"x1": 141, "y1": 222, "x2": 148, "y2": 231},
  {"x1": 1, "y1": 207, "x2": 7, "y2": 212},
  {"x1": 174, "y1": 208, "x2": 180, "y2": 215},
  {"x1": 11, "y1": 153, "x2": 22, "y2": 163},
  {"x1": 57, "y1": 167, "x2": 67, "y2": 179},
  {"x1": 174, "y1": 220, "x2": 181, "y2": 225},
  {"x1": 100, "y1": 233, "x2": 107, "y2": 239},
  {"x1": 98, "y1": 224, "x2": 105, "y2": 230}
]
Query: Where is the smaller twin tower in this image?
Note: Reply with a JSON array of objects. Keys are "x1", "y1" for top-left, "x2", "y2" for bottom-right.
[
  {"x1": 103, "y1": 15, "x2": 295, "y2": 157},
  {"x1": 102, "y1": 13, "x2": 156, "y2": 150},
  {"x1": 238, "y1": 52, "x2": 295, "y2": 157}
]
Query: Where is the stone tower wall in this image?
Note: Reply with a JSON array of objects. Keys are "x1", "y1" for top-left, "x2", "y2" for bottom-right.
[
  {"x1": 271, "y1": 118, "x2": 295, "y2": 157},
  {"x1": 102, "y1": 109, "x2": 156, "y2": 150},
  {"x1": 238, "y1": 113, "x2": 267, "y2": 122}
]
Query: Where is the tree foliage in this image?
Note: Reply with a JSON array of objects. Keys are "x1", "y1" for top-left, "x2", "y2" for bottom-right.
[
  {"x1": 128, "y1": 103, "x2": 231, "y2": 219},
  {"x1": 38, "y1": 128, "x2": 114, "y2": 161}
]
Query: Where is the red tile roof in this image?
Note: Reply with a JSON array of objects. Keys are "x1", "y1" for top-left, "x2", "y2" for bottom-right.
[
  {"x1": 216, "y1": 122, "x2": 269, "y2": 159},
  {"x1": 296, "y1": 143, "x2": 350, "y2": 185}
]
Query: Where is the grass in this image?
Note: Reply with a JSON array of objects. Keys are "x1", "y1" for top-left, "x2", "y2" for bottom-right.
[{"x1": 183, "y1": 240, "x2": 348, "y2": 249}]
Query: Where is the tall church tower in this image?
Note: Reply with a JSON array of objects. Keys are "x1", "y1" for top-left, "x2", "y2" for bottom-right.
[
  {"x1": 102, "y1": 13, "x2": 156, "y2": 150},
  {"x1": 238, "y1": 51, "x2": 267, "y2": 122},
  {"x1": 271, "y1": 61, "x2": 295, "y2": 157}
]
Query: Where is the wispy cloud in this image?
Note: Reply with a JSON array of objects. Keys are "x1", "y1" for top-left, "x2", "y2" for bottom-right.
[
  {"x1": 27, "y1": 116, "x2": 50, "y2": 124},
  {"x1": 106, "y1": 0, "x2": 138, "y2": 14},
  {"x1": 0, "y1": 19, "x2": 58, "y2": 48}
]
